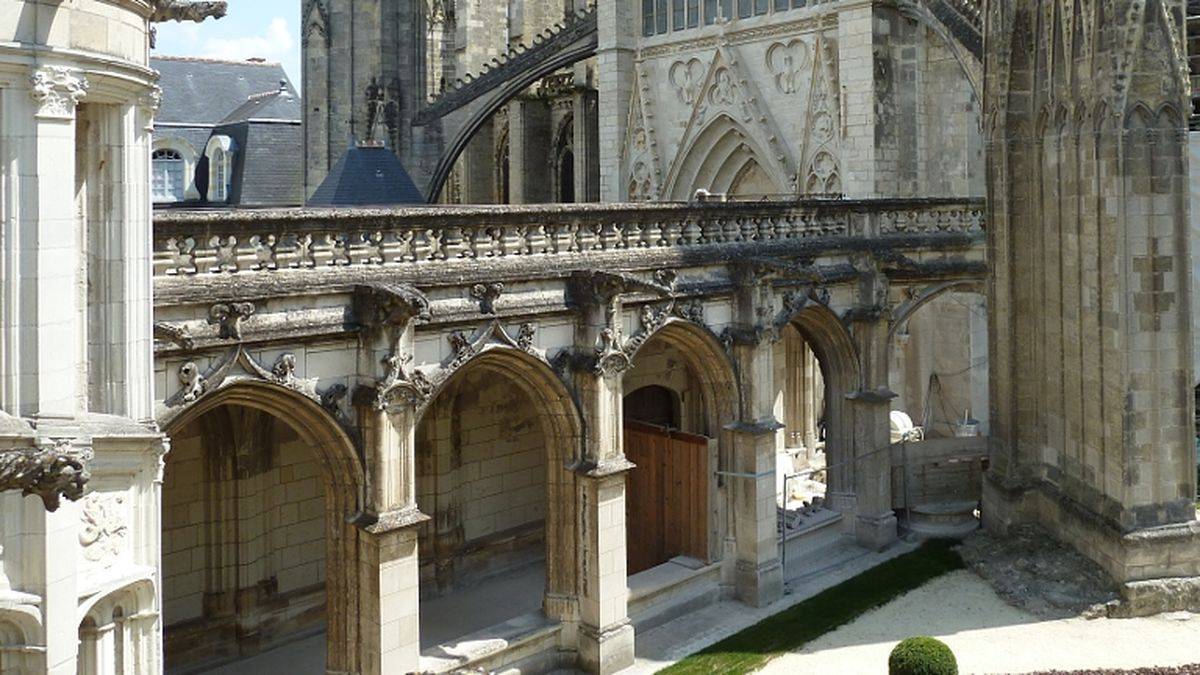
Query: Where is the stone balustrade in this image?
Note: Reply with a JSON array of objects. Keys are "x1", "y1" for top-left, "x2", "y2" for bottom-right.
[{"x1": 153, "y1": 198, "x2": 985, "y2": 279}]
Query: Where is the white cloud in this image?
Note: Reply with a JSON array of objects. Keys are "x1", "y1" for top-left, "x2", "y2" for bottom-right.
[{"x1": 200, "y1": 17, "x2": 294, "y2": 63}]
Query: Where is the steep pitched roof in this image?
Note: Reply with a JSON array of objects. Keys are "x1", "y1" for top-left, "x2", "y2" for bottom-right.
[
  {"x1": 307, "y1": 145, "x2": 426, "y2": 207},
  {"x1": 152, "y1": 56, "x2": 299, "y2": 125}
]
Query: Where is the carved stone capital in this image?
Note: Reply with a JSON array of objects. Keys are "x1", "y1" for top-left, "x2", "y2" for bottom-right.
[
  {"x1": 0, "y1": 447, "x2": 89, "y2": 512},
  {"x1": 138, "y1": 85, "x2": 163, "y2": 130},
  {"x1": 29, "y1": 66, "x2": 88, "y2": 120}
]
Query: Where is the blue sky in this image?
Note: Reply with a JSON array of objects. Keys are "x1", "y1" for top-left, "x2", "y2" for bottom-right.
[{"x1": 154, "y1": 1, "x2": 302, "y2": 87}]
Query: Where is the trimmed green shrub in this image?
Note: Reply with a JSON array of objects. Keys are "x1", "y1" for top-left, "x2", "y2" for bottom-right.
[{"x1": 888, "y1": 636, "x2": 958, "y2": 675}]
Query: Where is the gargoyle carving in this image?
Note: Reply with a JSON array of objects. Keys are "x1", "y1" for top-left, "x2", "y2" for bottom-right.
[
  {"x1": 148, "y1": 0, "x2": 227, "y2": 47},
  {"x1": 0, "y1": 447, "x2": 89, "y2": 512},
  {"x1": 149, "y1": 0, "x2": 228, "y2": 23}
]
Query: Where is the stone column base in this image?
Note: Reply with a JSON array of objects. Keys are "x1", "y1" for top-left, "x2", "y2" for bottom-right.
[
  {"x1": 983, "y1": 471, "x2": 1200, "y2": 616},
  {"x1": 578, "y1": 620, "x2": 635, "y2": 675},
  {"x1": 855, "y1": 512, "x2": 898, "y2": 550},
  {"x1": 735, "y1": 559, "x2": 783, "y2": 608}
]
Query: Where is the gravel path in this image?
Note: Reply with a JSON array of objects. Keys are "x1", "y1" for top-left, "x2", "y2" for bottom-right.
[{"x1": 756, "y1": 571, "x2": 1200, "y2": 675}]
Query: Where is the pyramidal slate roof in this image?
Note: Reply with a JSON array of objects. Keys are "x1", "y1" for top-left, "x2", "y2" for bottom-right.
[{"x1": 307, "y1": 143, "x2": 426, "y2": 207}]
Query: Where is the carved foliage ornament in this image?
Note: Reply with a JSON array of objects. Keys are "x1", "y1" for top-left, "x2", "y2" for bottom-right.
[
  {"x1": 372, "y1": 320, "x2": 542, "y2": 411},
  {"x1": 166, "y1": 348, "x2": 338, "y2": 418},
  {"x1": 471, "y1": 282, "x2": 504, "y2": 315},
  {"x1": 0, "y1": 447, "x2": 89, "y2": 512},
  {"x1": 29, "y1": 66, "x2": 88, "y2": 119},
  {"x1": 79, "y1": 493, "x2": 128, "y2": 566}
]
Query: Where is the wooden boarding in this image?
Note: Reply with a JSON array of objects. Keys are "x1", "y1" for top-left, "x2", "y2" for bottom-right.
[{"x1": 624, "y1": 420, "x2": 708, "y2": 575}]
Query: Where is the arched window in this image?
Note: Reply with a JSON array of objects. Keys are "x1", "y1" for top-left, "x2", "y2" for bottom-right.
[
  {"x1": 151, "y1": 148, "x2": 185, "y2": 203},
  {"x1": 210, "y1": 147, "x2": 229, "y2": 202}
]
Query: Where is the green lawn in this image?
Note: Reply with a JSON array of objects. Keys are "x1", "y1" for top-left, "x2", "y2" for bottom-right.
[{"x1": 657, "y1": 540, "x2": 965, "y2": 675}]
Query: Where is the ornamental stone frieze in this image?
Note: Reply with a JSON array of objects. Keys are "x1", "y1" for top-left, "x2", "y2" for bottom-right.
[{"x1": 29, "y1": 66, "x2": 88, "y2": 120}]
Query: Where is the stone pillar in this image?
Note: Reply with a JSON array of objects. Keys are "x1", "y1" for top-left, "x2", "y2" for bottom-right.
[
  {"x1": 984, "y1": 0, "x2": 1200, "y2": 603},
  {"x1": 835, "y1": 3, "x2": 878, "y2": 198},
  {"x1": 801, "y1": 343, "x2": 820, "y2": 452},
  {"x1": 2, "y1": 66, "x2": 89, "y2": 417},
  {"x1": 596, "y1": 0, "x2": 636, "y2": 202},
  {"x1": 726, "y1": 264, "x2": 784, "y2": 607},
  {"x1": 845, "y1": 264, "x2": 898, "y2": 550},
  {"x1": 42, "y1": 506, "x2": 81, "y2": 675},
  {"x1": 352, "y1": 283, "x2": 432, "y2": 674},
  {"x1": 573, "y1": 89, "x2": 600, "y2": 202},
  {"x1": 354, "y1": 401, "x2": 426, "y2": 675},
  {"x1": 568, "y1": 273, "x2": 636, "y2": 674},
  {"x1": 508, "y1": 99, "x2": 552, "y2": 204}
]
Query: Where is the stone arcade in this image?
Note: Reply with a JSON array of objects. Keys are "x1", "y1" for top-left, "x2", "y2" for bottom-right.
[{"x1": 0, "y1": 0, "x2": 1196, "y2": 674}]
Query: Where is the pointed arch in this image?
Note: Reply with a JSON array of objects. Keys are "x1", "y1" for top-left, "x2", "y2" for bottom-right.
[
  {"x1": 414, "y1": 346, "x2": 583, "y2": 616},
  {"x1": 788, "y1": 304, "x2": 861, "y2": 506},
  {"x1": 665, "y1": 113, "x2": 786, "y2": 200},
  {"x1": 162, "y1": 381, "x2": 365, "y2": 674}
]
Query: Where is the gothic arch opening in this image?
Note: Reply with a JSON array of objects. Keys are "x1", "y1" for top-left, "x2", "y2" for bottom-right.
[
  {"x1": 413, "y1": 350, "x2": 580, "y2": 649},
  {"x1": 786, "y1": 305, "x2": 860, "y2": 517},
  {"x1": 622, "y1": 321, "x2": 736, "y2": 577},
  {"x1": 775, "y1": 323, "x2": 828, "y2": 509},
  {"x1": 666, "y1": 114, "x2": 785, "y2": 200},
  {"x1": 160, "y1": 383, "x2": 363, "y2": 674}
]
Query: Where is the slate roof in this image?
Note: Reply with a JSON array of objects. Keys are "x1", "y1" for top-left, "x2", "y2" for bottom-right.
[
  {"x1": 152, "y1": 56, "x2": 299, "y2": 125},
  {"x1": 220, "y1": 86, "x2": 302, "y2": 125},
  {"x1": 307, "y1": 144, "x2": 427, "y2": 207}
]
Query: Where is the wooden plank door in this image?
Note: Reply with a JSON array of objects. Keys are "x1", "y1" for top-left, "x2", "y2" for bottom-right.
[{"x1": 624, "y1": 421, "x2": 709, "y2": 575}]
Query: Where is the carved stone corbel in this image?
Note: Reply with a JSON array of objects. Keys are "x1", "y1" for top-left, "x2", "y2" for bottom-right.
[
  {"x1": 208, "y1": 302, "x2": 256, "y2": 340},
  {"x1": 568, "y1": 269, "x2": 678, "y2": 376},
  {"x1": 0, "y1": 446, "x2": 89, "y2": 512},
  {"x1": 470, "y1": 282, "x2": 504, "y2": 315}
]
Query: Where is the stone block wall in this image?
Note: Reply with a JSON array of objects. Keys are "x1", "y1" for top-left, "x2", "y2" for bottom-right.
[
  {"x1": 872, "y1": 8, "x2": 983, "y2": 198},
  {"x1": 416, "y1": 367, "x2": 548, "y2": 589},
  {"x1": 889, "y1": 291, "x2": 988, "y2": 436},
  {"x1": 623, "y1": 339, "x2": 708, "y2": 434},
  {"x1": 161, "y1": 414, "x2": 326, "y2": 631},
  {"x1": 985, "y1": 0, "x2": 1200, "y2": 595},
  {"x1": 161, "y1": 431, "x2": 205, "y2": 624}
]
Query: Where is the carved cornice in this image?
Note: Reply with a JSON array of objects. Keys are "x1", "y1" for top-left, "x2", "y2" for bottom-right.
[
  {"x1": 29, "y1": 66, "x2": 88, "y2": 120},
  {"x1": 138, "y1": 85, "x2": 163, "y2": 130},
  {"x1": 0, "y1": 446, "x2": 89, "y2": 512}
]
